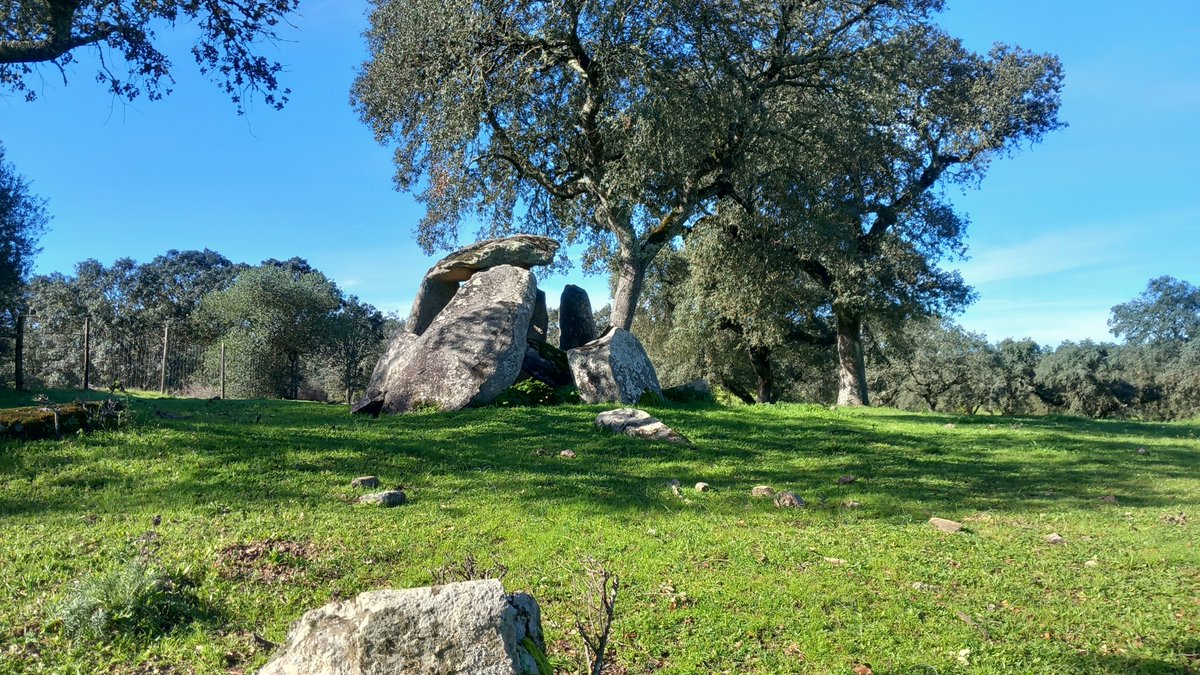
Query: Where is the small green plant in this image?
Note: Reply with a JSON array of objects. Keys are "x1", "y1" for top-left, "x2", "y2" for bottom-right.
[
  {"x1": 51, "y1": 536, "x2": 204, "y2": 642},
  {"x1": 494, "y1": 379, "x2": 560, "y2": 407}
]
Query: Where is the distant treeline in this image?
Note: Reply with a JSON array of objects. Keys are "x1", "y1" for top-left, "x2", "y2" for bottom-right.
[
  {"x1": 1, "y1": 250, "x2": 399, "y2": 403},
  {"x1": 636, "y1": 273, "x2": 1200, "y2": 421}
]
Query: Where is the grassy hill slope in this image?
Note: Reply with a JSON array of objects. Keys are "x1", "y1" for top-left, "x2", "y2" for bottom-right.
[{"x1": 1, "y1": 391, "x2": 1196, "y2": 673}]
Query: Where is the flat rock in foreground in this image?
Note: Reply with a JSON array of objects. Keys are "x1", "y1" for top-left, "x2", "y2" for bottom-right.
[
  {"x1": 259, "y1": 579, "x2": 545, "y2": 675},
  {"x1": 568, "y1": 328, "x2": 663, "y2": 404},
  {"x1": 595, "y1": 408, "x2": 686, "y2": 443}
]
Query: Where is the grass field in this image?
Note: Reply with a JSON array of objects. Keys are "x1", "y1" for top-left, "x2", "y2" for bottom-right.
[{"x1": 0, "y1": 389, "x2": 1196, "y2": 674}]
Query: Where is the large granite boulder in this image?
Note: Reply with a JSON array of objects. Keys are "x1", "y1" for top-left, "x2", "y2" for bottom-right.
[
  {"x1": 258, "y1": 579, "x2": 546, "y2": 675},
  {"x1": 408, "y1": 235, "x2": 559, "y2": 336},
  {"x1": 567, "y1": 327, "x2": 663, "y2": 404},
  {"x1": 356, "y1": 265, "x2": 537, "y2": 414},
  {"x1": 559, "y1": 284, "x2": 597, "y2": 351}
]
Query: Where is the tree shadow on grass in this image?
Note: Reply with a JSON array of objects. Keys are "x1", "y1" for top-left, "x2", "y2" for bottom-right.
[{"x1": 1, "y1": 399, "x2": 1197, "y2": 522}]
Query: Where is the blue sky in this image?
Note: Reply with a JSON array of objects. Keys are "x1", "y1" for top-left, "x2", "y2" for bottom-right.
[{"x1": 1, "y1": 1, "x2": 1197, "y2": 346}]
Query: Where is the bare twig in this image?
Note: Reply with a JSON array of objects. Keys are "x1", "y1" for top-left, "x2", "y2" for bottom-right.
[{"x1": 575, "y1": 559, "x2": 619, "y2": 675}]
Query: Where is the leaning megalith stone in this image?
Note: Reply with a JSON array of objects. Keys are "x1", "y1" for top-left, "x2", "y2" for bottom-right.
[
  {"x1": 407, "y1": 235, "x2": 559, "y2": 336},
  {"x1": 559, "y1": 284, "x2": 597, "y2": 351},
  {"x1": 527, "y1": 290, "x2": 548, "y2": 343},
  {"x1": 357, "y1": 265, "x2": 537, "y2": 414},
  {"x1": 258, "y1": 579, "x2": 546, "y2": 675},
  {"x1": 352, "y1": 330, "x2": 420, "y2": 415},
  {"x1": 567, "y1": 327, "x2": 663, "y2": 404}
]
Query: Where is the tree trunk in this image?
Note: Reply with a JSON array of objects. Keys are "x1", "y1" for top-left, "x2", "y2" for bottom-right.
[
  {"x1": 747, "y1": 345, "x2": 776, "y2": 403},
  {"x1": 721, "y1": 378, "x2": 757, "y2": 405},
  {"x1": 14, "y1": 312, "x2": 24, "y2": 391},
  {"x1": 289, "y1": 353, "x2": 300, "y2": 399},
  {"x1": 835, "y1": 310, "x2": 869, "y2": 406},
  {"x1": 609, "y1": 255, "x2": 648, "y2": 332}
]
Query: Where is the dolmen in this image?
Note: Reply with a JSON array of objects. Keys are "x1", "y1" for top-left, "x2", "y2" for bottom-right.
[{"x1": 352, "y1": 235, "x2": 663, "y2": 415}]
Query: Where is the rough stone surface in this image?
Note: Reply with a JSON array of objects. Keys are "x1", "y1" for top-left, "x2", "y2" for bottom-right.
[
  {"x1": 527, "y1": 291, "x2": 548, "y2": 343},
  {"x1": 594, "y1": 408, "x2": 686, "y2": 443},
  {"x1": 352, "y1": 331, "x2": 421, "y2": 415},
  {"x1": 519, "y1": 340, "x2": 573, "y2": 388},
  {"x1": 929, "y1": 517, "x2": 963, "y2": 533},
  {"x1": 407, "y1": 278, "x2": 460, "y2": 337},
  {"x1": 751, "y1": 486, "x2": 776, "y2": 498},
  {"x1": 568, "y1": 328, "x2": 663, "y2": 404},
  {"x1": 1044, "y1": 532, "x2": 1065, "y2": 545},
  {"x1": 774, "y1": 491, "x2": 805, "y2": 508},
  {"x1": 559, "y1": 284, "x2": 597, "y2": 351},
  {"x1": 694, "y1": 482, "x2": 710, "y2": 492},
  {"x1": 258, "y1": 579, "x2": 545, "y2": 675},
  {"x1": 405, "y1": 236, "x2": 556, "y2": 338},
  {"x1": 351, "y1": 476, "x2": 380, "y2": 489},
  {"x1": 428, "y1": 235, "x2": 559, "y2": 283},
  {"x1": 366, "y1": 266, "x2": 538, "y2": 414},
  {"x1": 358, "y1": 490, "x2": 407, "y2": 507}
]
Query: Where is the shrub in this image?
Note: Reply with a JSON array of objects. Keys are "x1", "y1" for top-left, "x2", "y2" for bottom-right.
[
  {"x1": 52, "y1": 537, "x2": 204, "y2": 642},
  {"x1": 494, "y1": 380, "x2": 583, "y2": 407}
]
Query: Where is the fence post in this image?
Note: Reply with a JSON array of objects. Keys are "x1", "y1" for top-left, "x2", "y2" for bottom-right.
[
  {"x1": 220, "y1": 341, "x2": 226, "y2": 399},
  {"x1": 160, "y1": 322, "x2": 169, "y2": 395},
  {"x1": 82, "y1": 316, "x2": 90, "y2": 391},
  {"x1": 14, "y1": 312, "x2": 24, "y2": 392}
]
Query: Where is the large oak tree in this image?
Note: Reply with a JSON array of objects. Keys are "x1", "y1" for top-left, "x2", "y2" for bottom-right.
[{"x1": 353, "y1": 0, "x2": 944, "y2": 330}]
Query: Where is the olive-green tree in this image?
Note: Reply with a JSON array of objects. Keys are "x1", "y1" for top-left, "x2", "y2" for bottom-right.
[
  {"x1": 197, "y1": 266, "x2": 341, "y2": 399},
  {"x1": 353, "y1": 0, "x2": 946, "y2": 331},
  {"x1": 776, "y1": 26, "x2": 1063, "y2": 406}
]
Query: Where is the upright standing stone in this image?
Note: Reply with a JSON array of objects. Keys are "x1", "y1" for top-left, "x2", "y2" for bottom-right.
[
  {"x1": 527, "y1": 290, "x2": 548, "y2": 343},
  {"x1": 559, "y1": 284, "x2": 597, "y2": 350},
  {"x1": 567, "y1": 327, "x2": 663, "y2": 404},
  {"x1": 258, "y1": 579, "x2": 546, "y2": 675}
]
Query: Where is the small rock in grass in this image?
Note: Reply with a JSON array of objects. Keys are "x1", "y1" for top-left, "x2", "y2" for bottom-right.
[
  {"x1": 1099, "y1": 494, "x2": 1118, "y2": 504},
  {"x1": 1044, "y1": 532, "x2": 1065, "y2": 545},
  {"x1": 842, "y1": 500, "x2": 862, "y2": 509},
  {"x1": 944, "y1": 423, "x2": 956, "y2": 429},
  {"x1": 911, "y1": 581, "x2": 942, "y2": 592},
  {"x1": 358, "y1": 490, "x2": 407, "y2": 507},
  {"x1": 1084, "y1": 559, "x2": 1099, "y2": 568},
  {"x1": 751, "y1": 485, "x2": 776, "y2": 498},
  {"x1": 929, "y1": 517, "x2": 963, "y2": 533},
  {"x1": 351, "y1": 476, "x2": 380, "y2": 489},
  {"x1": 1136, "y1": 447, "x2": 1148, "y2": 455},
  {"x1": 560, "y1": 449, "x2": 577, "y2": 459},
  {"x1": 695, "y1": 482, "x2": 710, "y2": 492},
  {"x1": 823, "y1": 557, "x2": 847, "y2": 566},
  {"x1": 1160, "y1": 512, "x2": 1187, "y2": 525},
  {"x1": 837, "y1": 474, "x2": 856, "y2": 485},
  {"x1": 774, "y1": 492, "x2": 805, "y2": 509},
  {"x1": 853, "y1": 665, "x2": 874, "y2": 675}
]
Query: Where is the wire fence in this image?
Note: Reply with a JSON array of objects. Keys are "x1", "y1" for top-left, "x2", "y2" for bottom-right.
[{"x1": 9, "y1": 318, "x2": 222, "y2": 396}]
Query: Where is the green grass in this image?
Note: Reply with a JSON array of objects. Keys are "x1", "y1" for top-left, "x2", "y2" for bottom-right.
[{"x1": 0, "y1": 389, "x2": 1196, "y2": 674}]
